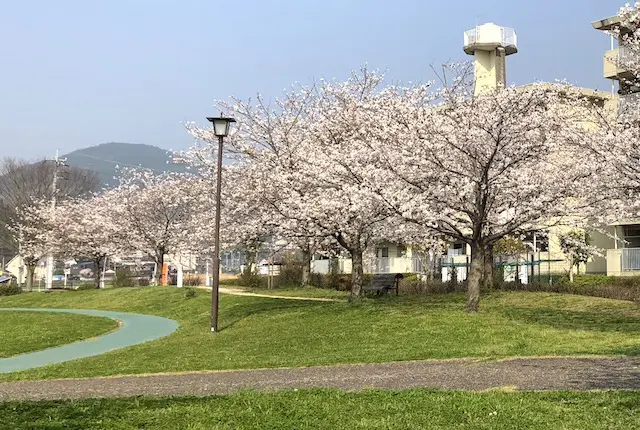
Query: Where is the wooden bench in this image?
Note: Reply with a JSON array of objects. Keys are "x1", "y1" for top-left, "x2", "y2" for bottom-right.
[{"x1": 363, "y1": 273, "x2": 403, "y2": 296}]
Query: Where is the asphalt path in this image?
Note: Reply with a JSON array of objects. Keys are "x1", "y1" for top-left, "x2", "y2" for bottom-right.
[{"x1": 0, "y1": 356, "x2": 638, "y2": 401}]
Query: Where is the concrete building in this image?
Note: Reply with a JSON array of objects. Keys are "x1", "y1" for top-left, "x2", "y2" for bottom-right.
[{"x1": 592, "y1": 12, "x2": 640, "y2": 276}]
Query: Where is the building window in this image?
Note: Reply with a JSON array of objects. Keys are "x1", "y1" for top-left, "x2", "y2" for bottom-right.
[
  {"x1": 377, "y1": 247, "x2": 389, "y2": 258},
  {"x1": 524, "y1": 233, "x2": 549, "y2": 252},
  {"x1": 397, "y1": 245, "x2": 407, "y2": 258},
  {"x1": 449, "y1": 242, "x2": 466, "y2": 255},
  {"x1": 623, "y1": 225, "x2": 640, "y2": 248}
]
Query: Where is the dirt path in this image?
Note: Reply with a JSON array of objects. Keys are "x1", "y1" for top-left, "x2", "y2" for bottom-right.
[
  {"x1": 1, "y1": 357, "x2": 638, "y2": 401},
  {"x1": 199, "y1": 286, "x2": 344, "y2": 302}
]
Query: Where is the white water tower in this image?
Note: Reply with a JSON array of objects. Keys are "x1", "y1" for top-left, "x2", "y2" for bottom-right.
[{"x1": 463, "y1": 23, "x2": 518, "y2": 95}]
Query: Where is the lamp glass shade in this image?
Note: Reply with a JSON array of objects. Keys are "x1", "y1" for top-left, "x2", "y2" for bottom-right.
[
  {"x1": 207, "y1": 116, "x2": 236, "y2": 137},
  {"x1": 213, "y1": 118, "x2": 229, "y2": 137}
]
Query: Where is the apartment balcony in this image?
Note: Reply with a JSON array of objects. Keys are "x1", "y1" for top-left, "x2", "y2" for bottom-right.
[
  {"x1": 604, "y1": 47, "x2": 635, "y2": 80},
  {"x1": 606, "y1": 248, "x2": 640, "y2": 275},
  {"x1": 366, "y1": 257, "x2": 420, "y2": 274}
]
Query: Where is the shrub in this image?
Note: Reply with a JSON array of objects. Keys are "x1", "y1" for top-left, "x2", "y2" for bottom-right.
[
  {"x1": 309, "y1": 273, "x2": 352, "y2": 291},
  {"x1": 0, "y1": 284, "x2": 22, "y2": 296},
  {"x1": 183, "y1": 275, "x2": 202, "y2": 286},
  {"x1": 495, "y1": 274, "x2": 640, "y2": 302},
  {"x1": 75, "y1": 283, "x2": 98, "y2": 291},
  {"x1": 183, "y1": 287, "x2": 197, "y2": 299},
  {"x1": 238, "y1": 272, "x2": 263, "y2": 289},
  {"x1": 220, "y1": 277, "x2": 240, "y2": 286},
  {"x1": 278, "y1": 257, "x2": 303, "y2": 287},
  {"x1": 399, "y1": 276, "x2": 465, "y2": 295},
  {"x1": 137, "y1": 277, "x2": 150, "y2": 287},
  {"x1": 113, "y1": 268, "x2": 136, "y2": 288}
]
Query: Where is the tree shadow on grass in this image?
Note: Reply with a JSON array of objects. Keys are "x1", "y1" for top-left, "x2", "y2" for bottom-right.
[
  {"x1": 563, "y1": 357, "x2": 640, "y2": 389},
  {"x1": 499, "y1": 307, "x2": 640, "y2": 334},
  {"x1": 219, "y1": 297, "x2": 337, "y2": 332}
]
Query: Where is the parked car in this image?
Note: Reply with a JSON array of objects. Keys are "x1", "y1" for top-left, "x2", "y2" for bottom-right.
[{"x1": 0, "y1": 274, "x2": 17, "y2": 284}]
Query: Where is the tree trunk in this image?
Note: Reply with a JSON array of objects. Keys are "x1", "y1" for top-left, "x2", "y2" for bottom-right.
[
  {"x1": 350, "y1": 248, "x2": 364, "y2": 300},
  {"x1": 93, "y1": 256, "x2": 103, "y2": 289},
  {"x1": 568, "y1": 255, "x2": 574, "y2": 283},
  {"x1": 243, "y1": 250, "x2": 256, "y2": 277},
  {"x1": 25, "y1": 263, "x2": 35, "y2": 292},
  {"x1": 466, "y1": 244, "x2": 483, "y2": 313},
  {"x1": 301, "y1": 249, "x2": 311, "y2": 285},
  {"x1": 153, "y1": 248, "x2": 165, "y2": 286},
  {"x1": 429, "y1": 249, "x2": 436, "y2": 281},
  {"x1": 482, "y1": 245, "x2": 494, "y2": 290}
]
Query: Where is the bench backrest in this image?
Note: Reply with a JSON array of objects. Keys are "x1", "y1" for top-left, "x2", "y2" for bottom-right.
[{"x1": 370, "y1": 273, "x2": 402, "y2": 288}]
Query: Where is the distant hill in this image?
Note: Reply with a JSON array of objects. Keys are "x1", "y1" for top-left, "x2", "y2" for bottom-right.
[{"x1": 63, "y1": 143, "x2": 189, "y2": 187}]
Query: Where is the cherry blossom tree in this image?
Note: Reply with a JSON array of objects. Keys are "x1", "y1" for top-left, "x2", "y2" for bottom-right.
[
  {"x1": 559, "y1": 230, "x2": 597, "y2": 282},
  {"x1": 8, "y1": 202, "x2": 51, "y2": 291},
  {"x1": 183, "y1": 70, "x2": 400, "y2": 299},
  {"x1": 103, "y1": 169, "x2": 206, "y2": 285},
  {"x1": 44, "y1": 195, "x2": 120, "y2": 288},
  {"x1": 1, "y1": 157, "x2": 100, "y2": 284},
  {"x1": 368, "y1": 82, "x2": 602, "y2": 311}
]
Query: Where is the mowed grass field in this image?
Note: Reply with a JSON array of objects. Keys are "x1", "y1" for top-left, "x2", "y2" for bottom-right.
[
  {"x1": 0, "y1": 286, "x2": 638, "y2": 381},
  {"x1": 0, "y1": 310, "x2": 118, "y2": 358},
  {"x1": 1, "y1": 389, "x2": 639, "y2": 430}
]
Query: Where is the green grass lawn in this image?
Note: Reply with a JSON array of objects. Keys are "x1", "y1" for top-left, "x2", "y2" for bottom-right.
[
  {"x1": 0, "y1": 310, "x2": 118, "y2": 358},
  {"x1": 1, "y1": 389, "x2": 639, "y2": 429},
  {"x1": 0, "y1": 287, "x2": 639, "y2": 381}
]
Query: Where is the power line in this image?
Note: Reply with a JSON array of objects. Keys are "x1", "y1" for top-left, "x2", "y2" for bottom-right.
[{"x1": 69, "y1": 153, "x2": 183, "y2": 175}]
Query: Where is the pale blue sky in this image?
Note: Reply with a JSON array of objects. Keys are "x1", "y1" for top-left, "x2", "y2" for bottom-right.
[{"x1": 0, "y1": 0, "x2": 619, "y2": 159}]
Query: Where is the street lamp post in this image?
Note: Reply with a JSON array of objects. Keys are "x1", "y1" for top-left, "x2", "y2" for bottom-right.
[{"x1": 207, "y1": 115, "x2": 236, "y2": 333}]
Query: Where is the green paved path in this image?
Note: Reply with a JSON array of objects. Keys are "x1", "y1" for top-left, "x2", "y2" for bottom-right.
[{"x1": 0, "y1": 309, "x2": 179, "y2": 374}]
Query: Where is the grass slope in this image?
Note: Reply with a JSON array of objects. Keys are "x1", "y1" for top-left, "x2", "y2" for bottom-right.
[
  {"x1": 1, "y1": 389, "x2": 639, "y2": 429},
  {"x1": 0, "y1": 287, "x2": 639, "y2": 381},
  {"x1": 0, "y1": 311, "x2": 118, "y2": 358}
]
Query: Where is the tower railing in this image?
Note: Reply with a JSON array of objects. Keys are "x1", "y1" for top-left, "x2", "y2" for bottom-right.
[{"x1": 463, "y1": 26, "x2": 517, "y2": 48}]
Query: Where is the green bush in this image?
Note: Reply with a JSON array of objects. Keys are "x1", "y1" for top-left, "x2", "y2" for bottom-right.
[
  {"x1": 183, "y1": 287, "x2": 197, "y2": 299},
  {"x1": 278, "y1": 258, "x2": 303, "y2": 287},
  {"x1": 495, "y1": 274, "x2": 640, "y2": 302},
  {"x1": 309, "y1": 273, "x2": 352, "y2": 291},
  {"x1": 75, "y1": 283, "x2": 98, "y2": 291},
  {"x1": 0, "y1": 284, "x2": 22, "y2": 296},
  {"x1": 137, "y1": 278, "x2": 150, "y2": 287},
  {"x1": 113, "y1": 269, "x2": 136, "y2": 288},
  {"x1": 238, "y1": 271, "x2": 263, "y2": 288}
]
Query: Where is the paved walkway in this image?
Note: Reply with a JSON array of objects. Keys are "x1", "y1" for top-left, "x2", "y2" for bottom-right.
[
  {"x1": 0, "y1": 357, "x2": 638, "y2": 401},
  {"x1": 0, "y1": 309, "x2": 179, "y2": 374}
]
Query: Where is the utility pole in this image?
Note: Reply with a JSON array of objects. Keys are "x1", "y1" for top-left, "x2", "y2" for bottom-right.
[{"x1": 45, "y1": 149, "x2": 67, "y2": 290}]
